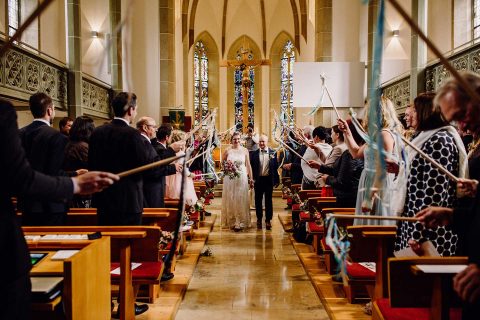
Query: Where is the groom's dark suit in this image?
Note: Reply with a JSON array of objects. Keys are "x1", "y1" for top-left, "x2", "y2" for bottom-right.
[{"x1": 250, "y1": 148, "x2": 279, "y2": 224}]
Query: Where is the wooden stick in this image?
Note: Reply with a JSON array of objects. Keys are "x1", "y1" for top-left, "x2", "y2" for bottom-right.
[
  {"x1": 349, "y1": 112, "x2": 460, "y2": 183},
  {"x1": 0, "y1": 0, "x2": 55, "y2": 58},
  {"x1": 387, "y1": 0, "x2": 480, "y2": 105},
  {"x1": 276, "y1": 138, "x2": 309, "y2": 164},
  {"x1": 324, "y1": 85, "x2": 341, "y2": 119},
  {"x1": 328, "y1": 213, "x2": 418, "y2": 222},
  {"x1": 400, "y1": 136, "x2": 459, "y2": 183},
  {"x1": 118, "y1": 155, "x2": 184, "y2": 178}
]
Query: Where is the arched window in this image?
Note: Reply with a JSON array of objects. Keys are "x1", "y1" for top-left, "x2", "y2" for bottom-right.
[
  {"x1": 193, "y1": 41, "x2": 209, "y2": 126},
  {"x1": 474, "y1": 0, "x2": 480, "y2": 39},
  {"x1": 280, "y1": 40, "x2": 295, "y2": 127},
  {"x1": 234, "y1": 47, "x2": 254, "y2": 131},
  {"x1": 8, "y1": 0, "x2": 20, "y2": 37}
]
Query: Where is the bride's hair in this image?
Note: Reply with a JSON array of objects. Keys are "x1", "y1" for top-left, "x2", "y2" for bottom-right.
[{"x1": 230, "y1": 131, "x2": 241, "y2": 143}]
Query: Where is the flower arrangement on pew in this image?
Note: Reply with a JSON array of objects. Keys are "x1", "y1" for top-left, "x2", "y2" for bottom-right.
[
  {"x1": 158, "y1": 231, "x2": 175, "y2": 250},
  {"x1": 203, "y1": 188, "x2": 214, "y2": 205},
  {"x1": 282, "y1": 185, "x2": 292, "y2": 200}
]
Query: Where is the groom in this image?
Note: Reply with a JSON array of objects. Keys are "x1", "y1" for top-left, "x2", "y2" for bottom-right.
[{"x1": 250, "y1": 134, "x2": 280, "y2": 230}]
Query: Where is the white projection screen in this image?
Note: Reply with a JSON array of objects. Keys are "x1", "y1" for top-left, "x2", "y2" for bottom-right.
[{"x1": 293, "y1": 62, "x2": 365, "y2": 109}]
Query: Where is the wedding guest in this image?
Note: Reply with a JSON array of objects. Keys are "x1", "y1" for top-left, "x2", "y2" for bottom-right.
[
  {"x1": 415, "y1": 72, "x2": 480, "y2": 319},
  {"x1": 301, "y1": 126, "x2": 332, "y2": 190},
  {"x1": 393, "y1": 93, "x2": 467, "y2": 256},
  {"x1": 59, "y1": 116, "x2": 73, "y2": 136},
  {"x1": 338, "y1": 96, "x2": 403, "y2": 225}
]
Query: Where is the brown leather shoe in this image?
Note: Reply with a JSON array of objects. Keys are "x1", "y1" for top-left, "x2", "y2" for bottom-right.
[
  {"x1": 265, "y1": 221, "x2": 272, "y2": 230},
  {"x1": 257, "y1": 222, "x2": 262, "y2": 230}
]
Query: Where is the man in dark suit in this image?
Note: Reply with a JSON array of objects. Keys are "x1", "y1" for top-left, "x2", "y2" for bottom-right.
[
  {"x1": 136, "y1": 117, "x2": 182, "y2": 208},
  {"x1": 0, "y1": 99, "x2": 117, "y2": 320},
  {"x1": 18, "y1": 92, "x2": 70, "y2": 226},
  {"x1": 151, "y1": 123, "x2": 182, "y2": 199},
  {"x1": 89, "y1": 92, "x2": 151, "y2": 227},
  {"x1": 250, "y1": 134, "x2": 279, "y2": 230}
]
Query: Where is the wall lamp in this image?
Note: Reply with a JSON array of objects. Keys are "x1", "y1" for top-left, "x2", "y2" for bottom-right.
[
  {"x1": 91, "y1": 31, "x2": 99, "y2": 38},
  {"x1": 392, "y1": 29, "x2": 400, "y2": 37}
]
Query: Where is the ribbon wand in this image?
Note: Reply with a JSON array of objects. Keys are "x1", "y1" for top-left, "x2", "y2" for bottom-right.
[{"x1": 118, "y1": 155, "x2": 184, "y2": 178}]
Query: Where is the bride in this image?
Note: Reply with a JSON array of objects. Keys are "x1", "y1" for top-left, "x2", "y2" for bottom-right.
[{"x1": 221, "y1": 131, "x2": 253, "y2": 231}]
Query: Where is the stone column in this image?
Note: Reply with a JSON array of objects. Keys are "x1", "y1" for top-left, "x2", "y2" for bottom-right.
[
  {"x1": 159, "y1": 0, "x2": 176, "y2": 118},
  {"x1": 410, "y1": 0, "x2": 426, "y2": 99},
  {"x1": 110, "y1": 0, "x2": 122, "y2": 93},
  {"x1": 66, "y1": 0, "x2": 82, "y2": 118},
  {"x1": 261, "y1": 64, "x2": 269, "y2": 137},
  {"x1": 314, "y1": 0, "x2": 332, "y2": 125},
  {"x1": 315, "y1": 0, "x2": 332, "y2": 62}
]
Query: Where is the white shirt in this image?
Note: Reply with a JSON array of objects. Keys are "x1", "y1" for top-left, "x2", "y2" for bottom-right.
[
  {"x1": 259, "y1": 148, "x2": 270, "y2": 176},
  {"x1": 301, "y1": 142, "x2": 333, "y2": 182},
  {"x1": 33, "y1": 119, "x2": 50, "y2": 126}
]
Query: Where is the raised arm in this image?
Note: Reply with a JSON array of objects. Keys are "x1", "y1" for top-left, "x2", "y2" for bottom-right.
[{"x1": 338, "y1": 118, "x2": 365, "y2": 159}]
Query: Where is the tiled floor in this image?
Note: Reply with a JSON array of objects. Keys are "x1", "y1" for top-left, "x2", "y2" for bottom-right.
[{"x1": 175, "y1": 198, "x2": 329, "y2": 320}]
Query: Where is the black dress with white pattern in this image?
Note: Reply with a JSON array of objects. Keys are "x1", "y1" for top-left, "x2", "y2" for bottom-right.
[{"x1": 395, "y1": 130, "x2": 459, "y2": 256}]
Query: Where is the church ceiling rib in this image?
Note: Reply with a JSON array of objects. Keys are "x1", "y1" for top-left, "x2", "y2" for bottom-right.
[
  {"x1": 182, "y1": 0, "x2": 190, "y2": 40},
  {"x1": 260, "y1": 0, "x2": 266, "y2": 57},
  {"x1": 299, "y1": 0, "x2": 307, "y2": 41},
  {"x1": 222, "y1": 0, "x2": 229, "y2": 57},
  {"x1": 189, "y1": 0, "x2": 199, "y2": 48},
  {"x1": 290, "y1": 0, "x2": 300, "y2": 53}
]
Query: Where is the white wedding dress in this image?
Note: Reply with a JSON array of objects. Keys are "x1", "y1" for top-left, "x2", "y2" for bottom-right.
[{"x1": 221, "y1": 147, "x2": 251, "y2": 229}]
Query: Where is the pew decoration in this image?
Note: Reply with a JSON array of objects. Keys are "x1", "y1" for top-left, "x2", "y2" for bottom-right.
[
  {"x1": 324, "y1": 216, "x2": 351, "y2": 286},
  {"x1": 158, "y1": 231, "x2": 175, "y2": 251}
]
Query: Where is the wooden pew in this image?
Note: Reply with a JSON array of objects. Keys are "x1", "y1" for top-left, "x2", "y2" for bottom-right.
[
  {"x1": 373, "y1": 257, "x2": 467, "y2": 320},
  {"x1": 28, "y1": 237, "x2": 111, "y2": 320},
  {"x1": 24, "y1": 226, "x2": 162, "y2": 319},
  {"x1": 345, "y1": 225, "x2": 397, "y2": 303}
]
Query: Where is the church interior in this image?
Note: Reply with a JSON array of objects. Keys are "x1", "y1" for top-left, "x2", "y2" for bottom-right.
[{"x1": 2, "y1": 0, "x2": 480, "y2": 319}]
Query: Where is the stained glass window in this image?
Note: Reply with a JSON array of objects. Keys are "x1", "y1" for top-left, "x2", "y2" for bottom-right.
[
  {"x1": 280, "y1": 40, "x2": 295, "y2": 127},
  {"x1": 234, "y1": 47, "x2": 255, "y2": 131},
  {"x1": 8, "y1": 0, "x2": 20, "y2": 38},
  {"x1": 193, "y1": 41, "x2": 209, "y2": 126},
  {"x1": 474, "y1": 0, "x2": 480, "y2": 39}
]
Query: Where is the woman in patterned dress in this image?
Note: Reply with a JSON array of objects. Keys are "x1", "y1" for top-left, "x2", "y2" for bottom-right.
[{"x1": 394, "y1": 93, "x2": 468, "y2": 256}]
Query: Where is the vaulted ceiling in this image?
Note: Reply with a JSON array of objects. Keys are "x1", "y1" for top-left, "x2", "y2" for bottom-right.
[{"x1": 182, "y1": 0, "x2": 307, "y2": 57}]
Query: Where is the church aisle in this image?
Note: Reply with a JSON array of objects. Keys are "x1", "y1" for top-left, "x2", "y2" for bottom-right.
[{"x1": 175, "y1": 197, "x2": 329, "y2": 320}]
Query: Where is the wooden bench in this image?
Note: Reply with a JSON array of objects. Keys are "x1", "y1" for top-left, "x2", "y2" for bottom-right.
[
  {"x1": 345, "y1": 225, "x2": 397, "y2": 303},
  {"x1": 373, "y1": 257, "x2": 467, "y2": 320},
  {"x1": 28, "y1": 237, "x2": 111, "y2": 320},
  {"x1": 24, "y1": 226, "x2": 163, "y2": 319}
]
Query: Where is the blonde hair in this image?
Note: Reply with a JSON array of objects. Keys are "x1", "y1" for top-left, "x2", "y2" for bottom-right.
[
  {"x1": 169, "y1": 130, "x2": 186, "y2": 143},
  {"x1": 362, "y1": 96, "x2": 404, "y2": 134}
]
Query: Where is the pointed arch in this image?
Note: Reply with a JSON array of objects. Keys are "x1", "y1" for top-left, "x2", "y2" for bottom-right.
[
  {"x1": 289, "y1": 0, "x2": 300, "y2": 53},
  {"x1": 190, "y1": 31, "x2": 220, "y2": 127},
  {"x1": 269, "y1": 32, "x2": 298, "y2": 129},
  {"x1": 226, "y1": 35, "x2": 262, "y2": 132},
  {"x1": 299, "y1": 0, "x2": 307, "y2": 41}
]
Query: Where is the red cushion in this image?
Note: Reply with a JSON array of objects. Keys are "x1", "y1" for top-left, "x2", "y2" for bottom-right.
[
  {"x1": 299, "y1": 211, "x2": 310, "y2": 220},
  {"x1": 307, "y1": 221, "x2": 324, "y2": 233},
  {"x1": 292, "y1": 204, "x2": 301, "y2": 210},
  {"x1": 321, "y1": 186, "x2": 334, "y2": 197},
  {"x1": 110, "y1": 261, "x2": 163, "y2": 280},
  {"x1": 321, "y1": 237, "x2": 331, "y2": 251},
  {"x1": 346, "y1": 262, "x2": 375, "y2": 279},
  {"x1": 375, "y1": 298, "x2": 462, "y2": 320},
  {"x1": 287, "y1": 198, "x2": 292, "y2": 205}
]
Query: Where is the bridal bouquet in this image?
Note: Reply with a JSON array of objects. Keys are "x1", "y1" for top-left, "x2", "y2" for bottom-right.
[{"x1": 221, "y1": 160, "x2": 242, "y2": 179}]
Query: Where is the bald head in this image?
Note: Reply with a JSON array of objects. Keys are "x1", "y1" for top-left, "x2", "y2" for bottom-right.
[
  {"x1": 136, "y1": 116, "x2": 157, "y2": 139},
  {"x1": 259, "y1": 134, "x2": 268, "y2": 150}
]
